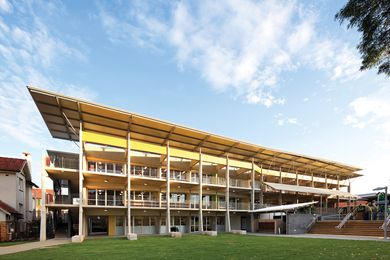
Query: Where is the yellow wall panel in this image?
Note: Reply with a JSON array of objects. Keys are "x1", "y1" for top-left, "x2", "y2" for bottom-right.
[
  {"x1": 83, "y1": 131, "x2": 127, "y2": 148},
  {"x1": 108, "y1": 215, "x2": 116, "y2": 236}
]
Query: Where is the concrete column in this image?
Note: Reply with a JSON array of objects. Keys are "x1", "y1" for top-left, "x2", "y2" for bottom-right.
[
  {"x1": 39, "y1": 154, "x2": 46, "y2": 241},
  {"x1": 127, "y1": 132, "x2": 132, "y2": 235},
  {"x1": 295, "y1": 170, "x2": 299, "y2": 204},
  {"x1": 278, "y1": 167, "x2": 282, "y2": 205},
  {"x1": 325, "y1": 174, "x2": 328, "y2": 212},
  {"x1": 199, "y1": 149, "x2": 203, "y2": 232},
  {"x1": 78, "y1": 122, "x2": 84, "y2": 239},
  {"x1": 250, "y1": 158, "x2": 255, "y2": 232},
  {"x1": 259, "y1": 165, "x2": 264, "y2": 206},
  {"x1": 166, "y1": 142, "x2": 171, "y2": 233},
  {"x1": 225, "y1": 156, "x2": 231, "y2": 232},
  {"x1": 336, "y1": 175, "x2": 340, "y2": 212}
]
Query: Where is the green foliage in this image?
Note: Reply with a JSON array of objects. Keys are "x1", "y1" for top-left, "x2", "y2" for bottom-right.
[{"x1": 335, "y1": 0, "x2": 390, "y2": 76}]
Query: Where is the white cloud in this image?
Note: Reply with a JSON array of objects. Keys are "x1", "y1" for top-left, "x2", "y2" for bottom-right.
[
  {"x1": 275, "y1": 113, "x2": 298, "y2": 126},
  {"x1": 344, "y1": 87, "x2": 390, "y2": 132},
  {"x1": 0, "y1": 0, "x2": 12, "y2": 13},
  {"x1": 98, "y1": 0, "x2": 365, "y2": 107}
]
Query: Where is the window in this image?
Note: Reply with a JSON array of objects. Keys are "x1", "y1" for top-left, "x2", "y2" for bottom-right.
[
  {"x1": 88, "y1": 190, "x2": 96, "y2": 205},
  {"x1": 115, "y1": 191, "x2": 124, "y2": 206},
  {"x1": 106, "y1": 163, "x2": 114, "y2": 173},
  {"x1": 116, "y1": 164, "x2": 123, "y2": 174},
  {"x1": 18, "y1": 178, "x2": 23, "y2": 191},
  {"x1": 97, "y1": 189, "x2": 105, "y2": 205},
  {"x1": 19, "y1": 203, "x2": 23, "y2": 212},
  {"x1": 107, "y1": 190, "x2": 115, "y2": 206},
  {"x1": 97, "y1": 162, "x2": 105, "y2": 172},
  {"x1": 88, "y1": 161, "x2": 96, "y2": 171}
]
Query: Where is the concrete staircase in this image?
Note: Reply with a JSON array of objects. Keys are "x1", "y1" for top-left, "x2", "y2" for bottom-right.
[{"x1": 309, "y1": 220, "x2": 386, "y2": 237}]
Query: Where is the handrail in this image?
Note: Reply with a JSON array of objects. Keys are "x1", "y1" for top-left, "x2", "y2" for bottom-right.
[
  {"x1": 379, "y1": 214, "x2": 390, "y2": 229},
  {"x1": 336, "y1": 207, "x2": 358, "y2": 229},
  {"x1": 305, "y1": 215, "x2": 319, "y2": 232}
]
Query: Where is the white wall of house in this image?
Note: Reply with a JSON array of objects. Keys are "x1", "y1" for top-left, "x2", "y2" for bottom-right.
[{"x1": 0, "y1": 171, "x2": 17, "y2": 209}]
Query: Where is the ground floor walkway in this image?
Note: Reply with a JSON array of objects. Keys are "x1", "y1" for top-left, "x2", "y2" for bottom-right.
[
  {"x1": 0, "y1": 238, "x2": 70, "y2": 256},
  {"x1": 248, "y1": 232, "x2": 389, "y2": 242}
]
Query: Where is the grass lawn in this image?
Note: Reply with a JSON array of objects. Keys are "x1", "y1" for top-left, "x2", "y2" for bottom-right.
[{"x1": 1, "y1": 234, "x2": 389, "y2": 259}]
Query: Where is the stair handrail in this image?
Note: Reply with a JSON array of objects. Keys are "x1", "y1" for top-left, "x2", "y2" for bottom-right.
[
  {"x1": 305, "y1": 215, "x2": 319, "y2": 232},
  {"x1": 379, "y1": 214, "x2": 390, "y2": 229},
  {"x1": 336, "y1": 207, "x2": 358, "y2": 229}
]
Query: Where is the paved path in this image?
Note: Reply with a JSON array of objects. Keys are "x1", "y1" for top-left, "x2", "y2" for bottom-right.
[
  {"x1": 0, "y1": 238, "x2": 70, "y2": 256},
  {"x1": 248, "y1": 232, "x2": 389, "y2": 242}
]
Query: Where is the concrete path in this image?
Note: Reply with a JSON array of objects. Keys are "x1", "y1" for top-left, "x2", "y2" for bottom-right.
[
  {"x1": 0, "y1": 238, "x2": 70, "y2": 256},
  {"x1": 248, "y1": 232, "x2": 389, "y2": 242}
]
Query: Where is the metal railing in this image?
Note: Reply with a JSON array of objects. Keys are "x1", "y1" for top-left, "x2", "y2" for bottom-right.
[
  {"x1": 170, "y1": 201, "x2": 191, "y2": 208},
  {"x1": 380, "y1": 214, "x2": 390, "y2": 230},
  {"x1": 229, "y1": 179, "x2": 251, "y2": 188},
  {"x1": 202, "y1": 201, "x2": 226, "y2": 209},
  {"x1": 130, "y1": 200, "x2": 160, "y2": 208},
  {"x1": 48, "y1": 156, "x2": 78, "y2": 170},
  {"x1": 50, "y1": 193, "x2": 80, "y2": 205},
  {"x1": 336, "y1": 207, "x2": 359, "y2": 229},
  {"x1": 202, "y1": 176, "x2": 226, "y2": 186},
  {"x1": 229, "y1": 202, "x2": 250, "y2": 210}
]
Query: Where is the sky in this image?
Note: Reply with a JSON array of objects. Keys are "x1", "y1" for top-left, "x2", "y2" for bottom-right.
[{"x1": 0, "y1": 0, "x2": 389, "y2": 194}]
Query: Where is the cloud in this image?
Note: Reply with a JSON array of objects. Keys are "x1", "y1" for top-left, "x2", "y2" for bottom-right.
[
  {"x1": 97, "y1": 0, "x2": 364, "y2": 107},
  {"x1": 275, "y1": 113, "x2": 298, "y2": 126},
  {"x1": 344, "y1": 87, "x2": 390, "y2": 132},
  {"x1": 0, "y1": 0, "x2": 12, "y2": 13},
  {"x1": 0, "y1": 1, "x2": 95, "y2": 149}
]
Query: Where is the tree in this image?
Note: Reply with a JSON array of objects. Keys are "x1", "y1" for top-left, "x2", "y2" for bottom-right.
[{"x1": 335, "y1": 0, "x2": 390, "y2": 76}]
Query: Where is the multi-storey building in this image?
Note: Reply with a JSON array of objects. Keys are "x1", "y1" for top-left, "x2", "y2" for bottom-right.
[{"x1": 28, "y1": 86, "x2": 361, "y2": 242}]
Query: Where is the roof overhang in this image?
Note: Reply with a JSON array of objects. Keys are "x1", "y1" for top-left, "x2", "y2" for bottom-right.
[
  {"x1": 251, "y1": 201, "x2": 318, "y2": 213},
  {"x1": 28, "y1": 86, "x2": 362, "y2": 179},
  {"x1": 264, "y1": 182, "x2": 358, "y2": 199}
]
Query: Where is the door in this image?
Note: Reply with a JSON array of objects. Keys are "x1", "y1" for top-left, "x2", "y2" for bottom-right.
[
  {"x1": 241, "y1": 216, "x2": 248, "y2": 231},
  {"x1": 115, "y1": 216, "x2": 124, "y2": 236},
  {"x1": 88, "y1": 216, "x2": 108, "y2": 236}
]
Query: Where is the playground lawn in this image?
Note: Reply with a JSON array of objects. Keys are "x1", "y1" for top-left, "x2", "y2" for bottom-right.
[{"x1": 1, "y1": 234, "x2": 389, "y2": 259}]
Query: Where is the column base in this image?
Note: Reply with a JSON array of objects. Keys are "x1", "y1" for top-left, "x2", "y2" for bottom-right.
[
  {"x1": 127, "y1": 233, "x2": 138, "y2": 240},
  {"x1": 201, "y1": 231, "x2": 217, "y2": 236},
  {"x1": 230, "y1": 230, "x2": 247, "y2": 235},
  {"x1": 71, "y1": 235, "x2": 85, "y2": 243},
  {"x1": 169, "y1": 232, "x2": 182, "y2": 238}
]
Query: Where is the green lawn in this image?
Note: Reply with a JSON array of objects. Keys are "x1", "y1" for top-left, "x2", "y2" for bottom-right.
[{"x1": 1, "y1": 234, "x2": 389, "y2": 259}]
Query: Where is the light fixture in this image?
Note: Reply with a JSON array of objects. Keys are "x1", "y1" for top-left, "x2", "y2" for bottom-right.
[
  {"x1": 178, "y1": 185, "x2": 181, "y2": 189},
  {"x1": 104, "y1": 179, "x2": 108, "y2": 183},
  {"x1": 144, "y1": 183, "x2": 148, "y2": 186},
  {"x1": 104, "y1": 209, "x2": 107, "y2": 212}
]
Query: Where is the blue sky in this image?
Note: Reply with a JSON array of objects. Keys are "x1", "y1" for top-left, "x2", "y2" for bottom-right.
[{"x1": 0, "y1": 0, "x2": 389, "y2": 193}]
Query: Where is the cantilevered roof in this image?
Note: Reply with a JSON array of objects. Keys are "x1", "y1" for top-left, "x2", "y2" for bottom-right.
[
  {"x1": 251, "y1": 201, "x2": 318, "y2": 213},
  {"x1": 264, "y1": 182, "x2": 358, "y2": 199},
  {"x1": 28, "y1": 86, "x2": 362, "y2": 179}
]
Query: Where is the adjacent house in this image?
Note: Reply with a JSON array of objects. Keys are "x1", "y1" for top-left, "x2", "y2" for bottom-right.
[{"x1": 0, "y1": 153, "x2": 38, "y2": 241}]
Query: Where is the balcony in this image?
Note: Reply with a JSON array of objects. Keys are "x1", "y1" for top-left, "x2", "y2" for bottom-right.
[
  {"x1": 229, "y1": 202, "x2": 250, "y2": 211},
  {"x1": 170, "y1": 201, "x2": 194, "y2": 209},
  {"x1": 131, "y1": 165, "x2": 160, "y2": 179},
  {"x1": 202, "y1": 176, "x2": 226, "y2": 186},
  {"x1": 46, "y1": 154, "x2": 78, "y2": 170},
  {"x1": 229, "y1": 179, "x2": 251, "y2": 189}
]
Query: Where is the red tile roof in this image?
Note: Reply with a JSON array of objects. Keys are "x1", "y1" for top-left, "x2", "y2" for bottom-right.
[
  {"x1": 0, "y1": 200, "x2": 20, "y2": 215},
  {"x1": 0, "y1": 157, "x2": 26, "y2": 172}
]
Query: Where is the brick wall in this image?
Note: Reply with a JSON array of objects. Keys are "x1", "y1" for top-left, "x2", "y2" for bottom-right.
[{"x1": 0, "y1": 221, "x2": 9, "y2": 242}]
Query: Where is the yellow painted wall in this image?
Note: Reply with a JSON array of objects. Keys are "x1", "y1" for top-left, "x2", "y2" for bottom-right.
[{"x1": 108, "y1": 215, "x2": 116, "y2": 236}]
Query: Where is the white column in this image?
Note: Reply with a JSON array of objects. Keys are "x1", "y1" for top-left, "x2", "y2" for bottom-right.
[
  {"x1": 259, "y1": 165, "x2": 264, "y2": 206},
  {"x1": 39, "y1": 154, "x2": 46, "y2": 241},
  {"x1": 225, "y1": 156, "x2": 231, "y2": 232},
  {"x1": 199, "y1": 148, "x2": 203, "y2": 232},
  {"x1": 325, "y1": 174, "x2": 328, "y2": 212},
  {"x1": 78, "y1": 122, "x2": 84, "y2": 238},
  {"x1": 250, "y1": 158, "x2": 255, "y2": 232},
  {"x1": 336, "y1": 175, "x2": 340, "y2": 212},
  {"x1": 295, "y1": 170, "x2": 299, "y2": 204},
  {"x1": 166, "y1": 142, "x2": 171, "y2": 233},
  {"x1": 278, "y1": 167, "x2": 282, "y2": 205},
  {"x1": 127, "y1": 132, "x2": 132, "y2": 234}
]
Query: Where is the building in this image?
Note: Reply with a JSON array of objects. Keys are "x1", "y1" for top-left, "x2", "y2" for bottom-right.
[
  {"x1": 27, "y1": 86, "x2": 362, "y2": 242},
  {"x1": 32, "y1": 188, "x2": 54, "y2": 217},
  {"x1": 0, "y1": 153, "x2": 38, "y2": 241}
]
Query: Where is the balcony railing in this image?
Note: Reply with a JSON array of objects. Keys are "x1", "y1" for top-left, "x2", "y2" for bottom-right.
[
  {"x1": 229, "y1": 179, "x2": 251, "y2": 188},
  {"x1": 47, "y1": 156, "x2": 79, "y2": 170},
  {"x1": 202, "y1": 176, "x2": 226, "y2": 186},
  {"x1": 130, "y1": 200, "x2": 160, "y2": 208},
  {"x1": 202, "y1": 201, "x2": 226, "y2": 210},
  {"x1": 229, "y1": 202, "x2": 250, "y2": 210},
  {"x1": 50, "y1": 193, "x2": 80, "y2": 205},
  {"x1": 131, "y1": 166, "x2": 159, "y2": 178},
  {"x1": 254, "y1": 180, "x2": 261, "y2": 189},
  {"x1": 170, "y1": 201, "x2": 192, "y2": 209}
]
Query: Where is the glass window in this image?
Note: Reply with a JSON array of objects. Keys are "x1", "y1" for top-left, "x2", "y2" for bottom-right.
[
  {"x1": 88, "y1": 161, "x2": 96, "y2": 171},
  {"x1": 107, "y1": 190, "x2": 114, "y2": 206},
  {"x1": 134, "y1": 217, "x2": 142, "y2": 226},
  {"x1": 88, "y1": 189, "x2": 96, "y2": 205},
  {"x1": 97, "y1": 162, "x2": 105, "y2": 173},
  {"x1": 116, "y1": 164, "x2": 123, "y2": 174},
  {"x1": 115, "y1": 190, "x2": 124, "y2": 206},
  {"x1": 134, "y1": 166, "x2": 142, "y2": 176},
  {"x1": 106, "y1": 163, "x2": 114, "y2": 173},
  {"x1": 97, "y1": 189, "x2": 105, "y2": 205},
  {"x1": 134, "y1": 191, "x2": 144, "y2": 200},
  {"x1": 161, "y1": 217, "x2": 166, "y2": 226},
  {"x1": 161, "y1": 192, "x2": 166, "y2": 201},
  {"x1": 150, "y1": 217, "x2": 155, "y2": 226},
  {"x1": 150, "y1": 167, "x2": 157, "y2": 177}
]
